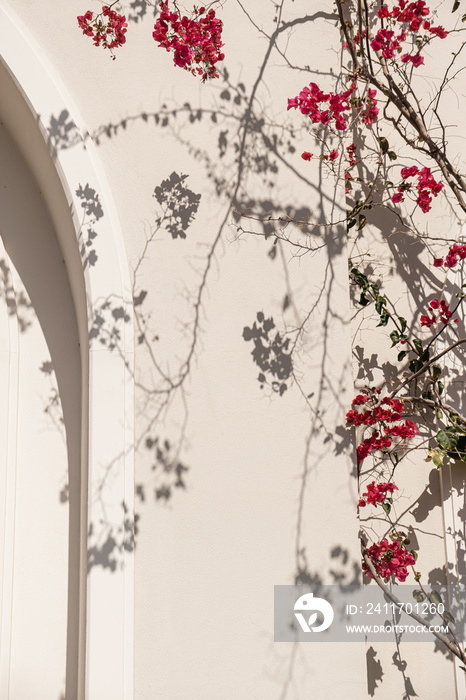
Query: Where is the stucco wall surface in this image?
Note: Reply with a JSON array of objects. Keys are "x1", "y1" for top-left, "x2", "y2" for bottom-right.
[{"x1": 0, "y1": 0, "x2": 464, "y2": 699}]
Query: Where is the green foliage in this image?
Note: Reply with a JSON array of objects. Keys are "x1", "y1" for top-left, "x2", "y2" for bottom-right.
[{"x1": 436, "y1": 426, "x2": 466, "y2": 462}]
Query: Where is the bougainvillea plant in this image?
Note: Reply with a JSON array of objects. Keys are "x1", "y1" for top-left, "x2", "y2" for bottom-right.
[
  {"x1": 285, "y1": 0, "x2": 466, "y2": 665},
  {"x1": 76, "y1": 0, "x2": 466, "y2": 669},
  {"x1": 153, "y1": 1, "x2": 224, "y2": 81},
  {"x1": 77, "y1": 0, "x2": 224, "y2": 78},
  {"x1": 77, "y1": 4, "x2": 128, "y2": 57}
]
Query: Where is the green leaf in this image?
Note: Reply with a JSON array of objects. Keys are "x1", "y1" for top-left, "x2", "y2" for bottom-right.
[
  {"x1": 358, "y1": 214, "x2": 367, "y2": 230},
  {"x1": 438, "y1": 381, "x2": 444, "y2": 395},
  {"x1": 390, "y1": 330, "x2": 400, "y2": 346},
  {"x1": 436, "y1": 427, "x2": 466, "y2": 461},
  {"x1": 378, "y1": 136, "x2": 389, "y2": 154},
  {"x1": 413, "y1": 589, "x2": 425, "y2": 602},
  {"x1": 427, "y1": 447, "x2": 445, "y2": 469},
  {"x1": 432, "y1": 364, "x2": 442, "y2": 380},
  {"x1": 413, "y1": 338, "x2": 423, "y2": 355},
  {"x1": 444, "y1": 610, "x2": 455, "y2": 625},
  {"x1": 377, "y1": 310, "x2": 389, "y2": 327},
  {"x1": 420, "y1": 349, "x2": 430, "y2": 363},
  {"x1": 431, "y1": 590, "x2": 443, "y2": 606},
  {"x1": 388, "y1": 150, "x2": 397, "y2": 161},
  {"x1": 422, "y1": 390, "x2": 433, "y2": 401},
  {"x1": 398, "y1": 350, "x2": 409, "y2": 361},
  {"x1": 409, "y1": 358, "x2": 423, "y2": 373},
  {"x1": 359, "y1": 292, "x2": 370, "y2": 307},
  {"x1": 398, "y1": 316, "x2": 407, "y2": 332},
  {"x1": 348, "y1": 218, "x2": 357, "y2": 230},
  {"x1": 437, "y1": 429, "x2": 457, "y2": 451},
  {"x1": 351, "y1": 269, "x2": 369, "y2": 290},
  {"x1": 375, "y1": 295, "x2": 386, "y2": 314},
  {"x1": 382, "y1": 502, "x2": 391, "y2": 515},
  {"x1": 453, "y1": 0, "x2": 460, "y2": 11}
]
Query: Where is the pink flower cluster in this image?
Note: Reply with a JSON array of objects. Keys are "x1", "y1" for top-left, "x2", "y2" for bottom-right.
[
  {"x1": 363, "y1": 538, "x2": 415, "y2": 582},
  {"x1": 343, "y1": 29, "x2": 367, "y2": 50},
  {"x1": 153, "y1": 2, "x2": 224, "y2": 81},
  {"x1": 392, "y1": 166, "x2": 443, "y2": 212},
  {"x1": 361, "y1": 89, "x2": 379, "y2": 126},
  {"x1": 401, "y1": 51, "x2": 424, "y2": 67},
  {"x1": 77, "y1": 6, "x2": 128, "y2": 54},
  {"x1": 358, "y1": 481, "x2": 398, "y2": 508},
  {"x1": 385, "y1": 420, "x2": 418, "y2": 438},
  {"x1": 301, "y1": 149, "x2": 339, "y2": 162},
  {"x1": 371, "y1": 27, "x2": 406, "y2": 59},
  {"x1": 345, "y1": 144, "x2": 357, "y2": 193},
  {"x1": 420, "y1": 298, "x2": 457, "y2": 327},
  {"x1": 378, "y1": 1, "x2": 447, "y2": 37},
  {"x1": 287, "y1": 82, "x2": 356, "y2": 131},
  {"x1": 347, "y1": 392, "x2": 404, "y2": 427},
  {"x1": 347, "y1": 389, "x2": 418, "y2": 463},
  {"x1": 433, "y1": 243, "x2": 466, "y2": 269},
  {"x1": 375, "y1": 1, "x2": 448, "y2": 67},
  {"x1": 356, "y1": 433, "x2": 393, "y2": 463},
  {"x1": 346, "y1": 143, "x2": 357, "y2": 167}
]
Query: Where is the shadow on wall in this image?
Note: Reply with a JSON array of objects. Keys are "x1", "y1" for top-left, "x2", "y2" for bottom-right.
[
  {"x1": 0, "y1": 257, "x2": 34, "y2": 331},
  {"x1": 44, "y1": 10, "x2": 357, "y2": 601},
  {"x1": 0, "y1": 120, "x2": 82, "y2": 700},
  {"x1": 44, "y1": 8, "x2": 393, "y2": 699},
  {"x1": 36, "y1": 2, "x2": 466, "y2": 697}
]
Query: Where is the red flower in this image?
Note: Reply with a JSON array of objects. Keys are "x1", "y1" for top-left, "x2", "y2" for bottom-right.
[
  {"x1": 400, "y1": 166, "x2": 419, "y2": 178},
  {"x1": 420, "y1": 298, "x2": 454, "y2": 327},
  {"x1": 359, "y1": 481, "x2": 399, "y2": 507},
  {"x1": 346, "y1": 143, "x2": 357, "y2": 167},
  {"x1": 153, "y1": 2, "x2": 224, "y2": 81},
  {"x1": 77, "y1": 6, "x2": 128, "y2": 55},
  {"x1": 363, "y1": 538, "x2": 415, "y2": 582},
  {"x1": 287, "y1": 81, "x2": 356, "y2": 131},
  {"x1": 420, "y1": 314, "x2": 435, "y2": 327},
  {"x1": 395, "y1": 166, "x2": 443, "y2": 213},
  {"x1": 362, "y1": 89, "x2": 379, "y2": 126},
  {"x1": 430, "y1": 25, "x2": 448, "y2": 39},
  {"x1": 401, "y1": 52, "x2": 424, "y2": 67},
  {"x1": 348, "y1": 389, "x2": 417, "y2": 464}
]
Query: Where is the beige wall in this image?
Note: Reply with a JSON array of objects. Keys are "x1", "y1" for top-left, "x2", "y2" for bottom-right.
[{"x1": 0, "y1": 0, "x2": 464, "y2": 698}]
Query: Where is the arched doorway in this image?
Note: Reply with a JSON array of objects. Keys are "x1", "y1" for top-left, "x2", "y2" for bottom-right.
[
  {"x1": 0, "y1": 113, "x2": 81, "y2": 700},
  {"x1": 0, "y1": 5, "x2": 135, "y2": 698}
]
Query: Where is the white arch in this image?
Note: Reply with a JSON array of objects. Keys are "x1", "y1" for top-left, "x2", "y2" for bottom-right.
[{"x1": 0, "y1": 3, "x2": 134, "y2": 699}]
